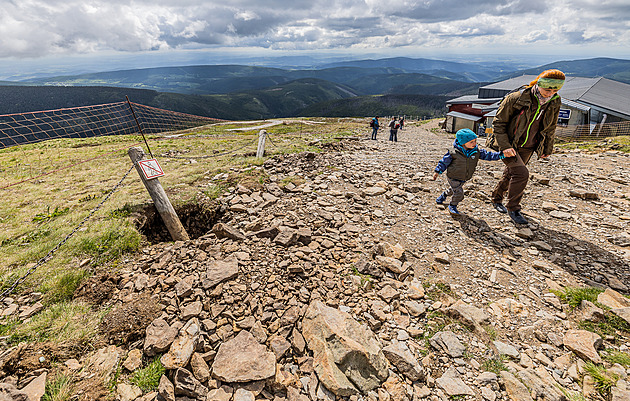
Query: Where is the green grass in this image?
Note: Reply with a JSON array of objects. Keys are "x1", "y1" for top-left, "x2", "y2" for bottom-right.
[
  {"x1": 550, "y1": 286, "x2": 603, "y2": 308},
  {"x1": 579, "y1": 312, "x2": 630, "y2": 340},
  {"x1": 33, "y1": 206, "x2": 70, "y2": 223},
  {"x1": 130, "y1": 358, "x2": 166, "y2": 392},
  {"x1": 584, "y1": 362, "x2": 619, "y2": 398},
  {"x1": 557, "y1": 135, "x2": 630, "y2": 153},
  {"x1": 41, "y1": 269, "x2": 90, "y2": 304},
  {"x1": 43, "y1": 374, "x2": 73, "y2": 401},
  {"x1": 280, "y1": 175, "x2": 306, "y2": 187},
  {"x1": 349, "y1": 266, "x2": 373, "y2": 288},
  {"x1": 204, "y1": 183, "x2": 227, "y2": 200},
  {"x1": 420, "y1": 311, "x2": 465, "y2": 348},
  {"x1": 423, "y1": 281, "x2": 454, "y2": 301},
  {"x1": 75, "y1": 222, "x2": 141, "y2": 265},
  {"x1": 482, "y1": 356, "x2": 508, "y2": 374},
  {"x1": 603, "y1": 350, "x2": 630, "y2": 367},
  {"x1": 483, "y1": 325, "x2": 498, "y2": 341},
  {"x1": 8, "y1": 301, "x2": 104, "y2": 344},
  {"x1": 557, "y1": 386, "x2": 588, "y2": 401}
]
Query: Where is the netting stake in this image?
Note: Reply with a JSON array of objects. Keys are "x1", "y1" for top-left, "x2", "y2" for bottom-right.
[
  {"x1": 126, "y1": 96, "x2": 154, "y2": 158},
  {"x1": 128, "y1": 146, "x2": 190, "y2": 242},
  {"x1": 257, "y1": 129, "x2": 267, "y2": 158}
]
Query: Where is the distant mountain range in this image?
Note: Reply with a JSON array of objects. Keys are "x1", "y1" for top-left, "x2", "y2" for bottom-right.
[
  {"x1": 510, "y1": 57, "x2": 630, "y2": 84},
  {"x1": 1, "y1": 57, "x2": 628, "y2": 120}
]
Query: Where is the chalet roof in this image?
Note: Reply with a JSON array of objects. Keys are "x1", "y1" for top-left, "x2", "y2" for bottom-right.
[
  {"x1": 446, "y1": 111, "x2": 482, "y2": 121},
  {"x1": 446, "y1": 95, "x2": 502, "y2": 105},
  {"x1": 479, "y1": 75, "x2": 602, "y2": 101},
  {"x1": 577, "y1": 77, "x2": 630, "y2": 117},
  {"x1": 472, "y1": 75, "x2": 630, "y2": 118}
]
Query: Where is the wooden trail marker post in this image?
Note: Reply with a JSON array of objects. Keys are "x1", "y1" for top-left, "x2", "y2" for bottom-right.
[
  {"x1": 128, "y1": 147, "x2": 190, "y2": 242},
  {"x1": 257, "y1": 129, "x2": 267, "y2": 158}
]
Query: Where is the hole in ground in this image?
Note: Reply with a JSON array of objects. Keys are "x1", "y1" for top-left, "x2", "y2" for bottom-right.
[{"x1": 133, "y1": 201, "x2": 224, "y2": 244}]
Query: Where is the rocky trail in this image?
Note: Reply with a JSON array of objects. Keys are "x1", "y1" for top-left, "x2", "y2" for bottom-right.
[{"x1": 2, "y1": 121, "x2": 630, "y2": 401}]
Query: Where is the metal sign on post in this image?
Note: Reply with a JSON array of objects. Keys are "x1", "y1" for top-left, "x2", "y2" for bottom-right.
[
  {"x1": 128, "y1": 147, "x2": 189, "y2": 242},
  {"x1": 138, "y1": 159, "x2": 165, "y2": 180},
  {"x1": 558, "y1": 109, "x2": 571, "y2": 119}
]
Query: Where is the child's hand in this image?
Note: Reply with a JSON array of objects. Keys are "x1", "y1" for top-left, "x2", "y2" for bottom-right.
[{"x1": 432, "y1": 172, "x2": 439, "y2": 180}]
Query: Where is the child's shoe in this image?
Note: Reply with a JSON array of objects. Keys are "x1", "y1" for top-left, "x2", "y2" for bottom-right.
[
  {"x1": 448, "y1": 205, "x2": 460, "y2": 215},
  {"x1": 436, "y1": 193, "x2": 446, "y2": 205}
]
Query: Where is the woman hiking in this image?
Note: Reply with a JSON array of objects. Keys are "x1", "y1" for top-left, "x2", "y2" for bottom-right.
[{"x1": 489, "y1": 69, "x2": 565, "y2": 225}]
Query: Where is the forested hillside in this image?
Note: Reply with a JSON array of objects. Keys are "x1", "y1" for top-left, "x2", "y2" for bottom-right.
[
  {"x1": 3, "y1": 56, "x2": 628, "y2": 120},
  {"x1": 299, "y1": 94, "x2": 449, "y2": 118}
]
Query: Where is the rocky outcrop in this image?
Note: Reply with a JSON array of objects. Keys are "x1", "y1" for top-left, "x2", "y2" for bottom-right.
[{"x1": 302, "y1": 300, "x2": 389, "y2": 395}]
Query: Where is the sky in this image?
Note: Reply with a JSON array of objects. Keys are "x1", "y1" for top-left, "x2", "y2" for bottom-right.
[{"x1": 0, "y1": 0, "x2": 629, "y2": 78}]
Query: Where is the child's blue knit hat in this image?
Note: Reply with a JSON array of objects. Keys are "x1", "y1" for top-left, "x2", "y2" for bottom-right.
[{"x1": 456, "y1": 128, "x2": 477, "y2": 145}]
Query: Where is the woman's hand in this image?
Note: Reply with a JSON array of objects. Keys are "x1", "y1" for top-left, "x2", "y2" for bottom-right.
[
  {"x1": 432, "y1": 172, "x2": 439, "y2": 180},
  {"x1": 503, "y1": 148, "x2": 516, "y2": 157}
]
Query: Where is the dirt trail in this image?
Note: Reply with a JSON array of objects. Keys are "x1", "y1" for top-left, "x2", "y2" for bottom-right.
[{"x1": 360, "y1": 121, "x2": 630, "y2": 293}]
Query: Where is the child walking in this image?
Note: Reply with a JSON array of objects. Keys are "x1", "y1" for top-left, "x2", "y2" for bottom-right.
[{"x1": 432, "y1": 128, "x2": 505, "y2": 215}]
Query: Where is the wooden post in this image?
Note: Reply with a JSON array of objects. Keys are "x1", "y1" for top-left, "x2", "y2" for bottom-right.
[
  {"x1": 128, "y1": 147, "x2": 190, "y2": 242},
  {"x1": 257, "y1": 129, "x2": 267, "y2": 158}
]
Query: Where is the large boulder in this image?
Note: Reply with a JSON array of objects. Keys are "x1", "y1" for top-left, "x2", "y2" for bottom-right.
[
  {"x1": 563, "y1": 330, "x2": 602, "y2": 364},
  {"x1": 429, "y1": 331, "x2": 465, "y2": 358},
  {"x1": 144, "y1": 318, "x2": 178, "y2": 357},
  {"x1": 500, "y1": 371, "x2": 534, "y2": 401},
  {"x1": 382, "y1": 341, "x2": 424, "y2": 381},
  {"x1": 202, "y1": 258, "x2": 239, "y2": 289},
  {"x1": 211, "y1": 330, "x2": 276, "y2": 382},
  {"x1": 302, "y1": 301, "x2": 389, "y2": 396},
  {"x1": 597, "y1": 288, "x2": 630, "y2": 309},
  {"x1": 161, "y1": 318, "x2": 200, "y2": 370}
]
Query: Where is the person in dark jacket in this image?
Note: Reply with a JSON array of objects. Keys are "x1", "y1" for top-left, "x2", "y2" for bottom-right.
[
  {"x1": 370, "y1": 116, "x2": 379, "y2": 140},
  {"x1": 432, "y1": 128, "x2": 505, "y2": 215},
  {"x1": 489, "y1": 69, "x2": 565, "y2": 225},
  {"x1": 388, "y1": 117, "x2": 399, "y2": 142}
]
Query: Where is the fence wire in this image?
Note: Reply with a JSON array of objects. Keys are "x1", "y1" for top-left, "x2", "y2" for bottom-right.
[
  {"x1": 159, "y1": 137, "x2": 259, "y2": 159},
  {"x1": 0, "y1": 102, "x2": 224, "y2": 150},
  {"x1": 555, "y1": 120, "x2": 630, "y2": 142},
  {"x1": 0, "y1": 164, "x2": 135, "y2": 302}
]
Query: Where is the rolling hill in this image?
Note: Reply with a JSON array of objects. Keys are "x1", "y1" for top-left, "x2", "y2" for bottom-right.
[
  {"x1": 0, "y1": 79, "x2": 363, "y2": 120},
  {"x1": 19, "y1": 65, "x2": 409, "y2": 95},
  {"x1": 4, "y1": 56, "x2": 628, "y2": 122},
  {"x1": 507, "y1": 57, "x2": 630, "y2": 84}
]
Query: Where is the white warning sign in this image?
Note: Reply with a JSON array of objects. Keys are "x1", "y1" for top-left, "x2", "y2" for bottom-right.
[{"x1": 138, "y1": 159, "x2": 165, "y2": 180}]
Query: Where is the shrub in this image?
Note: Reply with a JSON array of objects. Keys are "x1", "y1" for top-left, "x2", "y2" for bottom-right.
[
  {"x1": 43, "y1": 374, "x2": 73, "y2": 401},
  {"x1": 130, "y1": 358, "x2": 165, "y2": 392},
  {"x1": 551, "y1": 286, "x2": 603, "y2": 308}
]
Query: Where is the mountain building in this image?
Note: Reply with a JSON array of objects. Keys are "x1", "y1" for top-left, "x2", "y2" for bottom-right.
[{"x1": 445, "y1": 76, "x2": 630, "y2": 137}]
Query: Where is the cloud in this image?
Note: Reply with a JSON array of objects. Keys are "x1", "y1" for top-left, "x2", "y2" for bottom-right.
[
  {"x1": 387, "y1": 0, "x2": 550, "y2": 23},
  {"x1": 0, "y1": 0, "x2": 627, "y2": 59},
  {"x1": 522, "y1": 30, "x2": 549, "y2": 43}
]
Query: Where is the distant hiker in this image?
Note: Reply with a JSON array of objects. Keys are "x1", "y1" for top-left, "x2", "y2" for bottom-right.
[
  {"x1": 432, "y1": 128, "x2": 505, "y2": 216},
  {"x1": 370, "y1": 116, "x2": 379, "y2": 140},
  {"x1": 487, "y1": 69, "x2": 565, "y2": 225},
  {"x1": 399, "y1": 117, "x2": 404, "y2": 130},
  {"x1": 388, "y1": 117, "x2": 399, "y2": 142}
]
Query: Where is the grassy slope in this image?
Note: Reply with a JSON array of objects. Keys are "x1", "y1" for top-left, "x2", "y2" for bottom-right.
[{"x1": 0, "y1": 119, "x2": 362, "y2": 307}]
